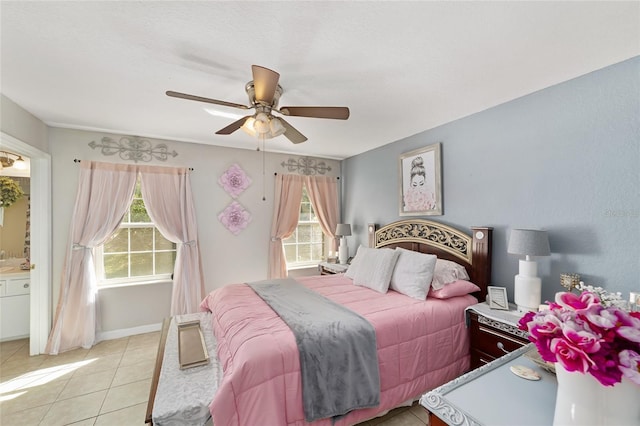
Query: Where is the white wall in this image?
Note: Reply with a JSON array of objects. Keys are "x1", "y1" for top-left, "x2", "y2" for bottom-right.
[
  {"x1": 342, "y1": 57, "x2": 640, "y2": 304},
  {"x1": 49, "y1": 128, "x2": 340, "y2": 331},
  {"x1": 98, "y1": 282, "x2": 173, "y2": 332},
  {"x1": 0, "y1": 95, "x2": 48, "y2": 153}
]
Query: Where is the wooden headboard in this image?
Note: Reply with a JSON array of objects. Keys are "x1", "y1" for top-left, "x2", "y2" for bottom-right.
[{"x1": 367, "y1": 219, "x2": 492, "y2": 302}]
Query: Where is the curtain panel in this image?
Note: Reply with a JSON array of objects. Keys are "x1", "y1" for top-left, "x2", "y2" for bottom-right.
[
  {"x1": 268, "y1": 174, "x2": 304, "y2": 279},
  {"x1": 46, "y1": 161, "x2": 137, "y2": 354},
  {"x1": 139, "y1": 165, "x2": 205, "y2": 315},
  {"x1": 46, "y1": 161, "x2": 204, "y2": 354},
  {"x1": 304, "y1": 176, "x2": 340, "y2": 253},
  {"x1": 268, "y1": 174, "x2": 340, "y2": 279}
]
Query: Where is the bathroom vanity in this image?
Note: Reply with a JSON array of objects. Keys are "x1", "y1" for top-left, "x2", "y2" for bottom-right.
[{"x1": 0, "y1": 263, "x2": 30, "y2": 341}]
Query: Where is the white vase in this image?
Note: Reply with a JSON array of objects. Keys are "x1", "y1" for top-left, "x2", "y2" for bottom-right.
[{"x1": 553, "y1": 364, "x2": 640, "y2": 426}]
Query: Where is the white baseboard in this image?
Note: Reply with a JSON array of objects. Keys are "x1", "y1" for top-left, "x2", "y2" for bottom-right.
[
  {"x1": 96, "y1": 322, "x2": 162, "y2": 342},
  {"x1": 0, "y1": 334, "x2": 29, "y2": 343}
]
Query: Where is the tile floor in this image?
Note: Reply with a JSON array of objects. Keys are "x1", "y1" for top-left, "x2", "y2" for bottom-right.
[
  {"x1": 1, "y1": 333, "x2": 158, "y2": 425},
  {"x1": 0, "y1": 332, "x2": 429, "y2": 425}
]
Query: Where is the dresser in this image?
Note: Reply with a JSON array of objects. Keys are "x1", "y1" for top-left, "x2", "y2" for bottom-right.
[{"x1": 467, "y1": 302, "x2": 529, "y2": 370}]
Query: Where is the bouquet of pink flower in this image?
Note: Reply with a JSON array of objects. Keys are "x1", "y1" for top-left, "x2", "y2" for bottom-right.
[
  {"x1": 403, "y1": 187, "x2": 435, "y2": 212},
  {"x1": 518, "y1": 291, "x2": 640, "y2": 387}
]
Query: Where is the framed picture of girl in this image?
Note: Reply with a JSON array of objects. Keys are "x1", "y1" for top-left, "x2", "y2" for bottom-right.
[{"x1": 399, "y1": 143, "x2": 442, "y2": 216}]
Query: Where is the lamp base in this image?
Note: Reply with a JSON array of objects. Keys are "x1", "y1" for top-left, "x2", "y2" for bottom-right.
[
  {"x1": 514, "y1": 274, "x2": 542, "y2": 312},
  {"x1": 338, "y1": 238, "x2": 349, "y2": 264}
]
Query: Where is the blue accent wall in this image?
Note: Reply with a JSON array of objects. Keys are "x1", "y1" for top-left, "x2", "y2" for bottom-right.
[{"x1": 342, "y1": 56, "x2": 639, "y2": 304}]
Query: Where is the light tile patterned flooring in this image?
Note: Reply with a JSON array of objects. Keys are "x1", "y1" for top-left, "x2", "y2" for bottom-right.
[
  {"x1": 1, "y1": 333, "x2": 158, "y2": 425},
  {"x1": 0, "y1": 332, "x2": 429, "y2": 425}
]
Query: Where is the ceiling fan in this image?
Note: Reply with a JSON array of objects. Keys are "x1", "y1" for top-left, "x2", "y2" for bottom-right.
[{"x1": 166, "y1": 65, "x2": 350, "y2": 144}]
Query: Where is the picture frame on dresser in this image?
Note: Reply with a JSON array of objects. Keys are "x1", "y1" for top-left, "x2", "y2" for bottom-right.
[
  {"x1": 399, "y1": 142, "x2": 442, "y2": 216},
  {"x1": 487, "y1": 286, "x2": 509, "y2": 310}
]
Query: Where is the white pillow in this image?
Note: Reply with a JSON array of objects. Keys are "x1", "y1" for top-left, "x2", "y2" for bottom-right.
[
  {"x1": 353, "y1": 247, "x2": 400, "y2": 293},
  {"x1": 344, "y1": 245, "x2": 366, "y2": 279},
  {"x1": 431, "y1": 259, "x2": 470, "y2": 290},
  {"x1": 389, "y1": 248, "x2": 437, "y2": 300}
]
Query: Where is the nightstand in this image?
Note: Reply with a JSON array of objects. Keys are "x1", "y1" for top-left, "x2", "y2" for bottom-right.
[
  {"x1": 467, "y1": 302, "x2": 530, "y2": 370},
  {"x1": 317, "y1": 261, "x2": 349, "y2": 275}
]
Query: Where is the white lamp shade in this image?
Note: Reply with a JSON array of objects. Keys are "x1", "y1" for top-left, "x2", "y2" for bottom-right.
[
  {"x1": 269, "y1": 117, "x2": 285, "y2": 137},
  {"x1": 508, "y1": 229, "x2": 550, "y2": 257},
  {"x1": 335, "y1": 223, "x2": 351, "y2": 237},
  {"x1": 240, "y1": 115, "x2": 285, "y2": 139},
  {"x1": 241, "y1": 117, "x2": 257, "y2": 137},
  {"x1": 253, "y1": 113, "x2": 270, "y2": 134}
]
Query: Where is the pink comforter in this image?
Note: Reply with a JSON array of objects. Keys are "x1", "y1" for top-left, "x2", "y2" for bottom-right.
[{"x1": 200, "y1": 274, "x2": 475, "y2": 426}]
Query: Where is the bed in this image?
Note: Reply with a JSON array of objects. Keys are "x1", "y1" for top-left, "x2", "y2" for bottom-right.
[{"x1": 149, "y1": 219, "x2": 492, "y2": 425}]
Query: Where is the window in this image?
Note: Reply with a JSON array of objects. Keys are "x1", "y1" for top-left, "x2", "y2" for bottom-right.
[
  {"x1": 96, "y1": 179, "x2": 176, "y2": 285},
  {"x1": 282, "y1": 187, "x2": 325, "y2": 267}
]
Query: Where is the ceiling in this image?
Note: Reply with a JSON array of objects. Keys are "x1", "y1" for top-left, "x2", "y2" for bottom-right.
[{"x1": 1, "y1": 2, "x2": 638, "y2": 160}]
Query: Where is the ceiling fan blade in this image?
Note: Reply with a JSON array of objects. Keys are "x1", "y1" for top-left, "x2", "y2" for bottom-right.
[
  {"x1": 166, "y1": 91, "x2": 250, "y2": 110},
  {"x1": 252, "y1": 65, "x2": 280, "y2": 104},
  {"x1": 279, "y1": 118, "x2": 308, "y2": 144},
  {"x1": 279, "y1": 106, "x2": 350, "y2": 120},
  {"x1": 215, "y1": 115, "x2": 253, "y2": 135}
]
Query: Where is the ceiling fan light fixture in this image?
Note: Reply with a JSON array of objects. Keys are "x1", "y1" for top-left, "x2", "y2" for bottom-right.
[
  {"x1": 269, "y1": 117, "x2": 285, "y2": 137},
  {"x1": 167, "y1": 65, "x2": 349, "y2": 145}
]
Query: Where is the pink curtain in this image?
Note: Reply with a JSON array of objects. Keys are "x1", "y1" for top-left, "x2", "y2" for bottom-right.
[
  {"x1": 268, "y1": 174, "x2": 304, "y2": 279},
  {"x1": 304, "y1": 176, "x2": 340, "y2": 253},
  {"x1": 46, "y1": 161, "x2": 137, "y2": 354},
  {"x1": 139, "y1": 165, "x2": 204, "y2": 315}
]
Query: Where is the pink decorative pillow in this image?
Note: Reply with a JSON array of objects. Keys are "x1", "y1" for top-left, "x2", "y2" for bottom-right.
[{"x1": 428, "y1": 280, "x2": 480, "y2": 299}]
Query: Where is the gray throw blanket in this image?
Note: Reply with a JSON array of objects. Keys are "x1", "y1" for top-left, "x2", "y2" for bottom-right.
[{"x1": 248, "y1": 278, "x2": 380, "y2": 422}]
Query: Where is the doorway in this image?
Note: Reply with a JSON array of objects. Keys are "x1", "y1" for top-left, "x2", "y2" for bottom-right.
[{"x1": 0, "y1": 131, "x2": 51, "y2": 355}]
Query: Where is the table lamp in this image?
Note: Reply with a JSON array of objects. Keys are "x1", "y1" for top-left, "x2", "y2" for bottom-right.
[
  {"x1": 335, "y1": 223, "x2": 352, "y2": 264},
  {"x1": 507, "y1": 229, "x2": 550, "y2": 312}
]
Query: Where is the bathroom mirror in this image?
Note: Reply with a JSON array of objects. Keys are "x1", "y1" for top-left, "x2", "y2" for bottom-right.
[{"x1": 0, "y1": 176, "x2": 29, "y2": 260}]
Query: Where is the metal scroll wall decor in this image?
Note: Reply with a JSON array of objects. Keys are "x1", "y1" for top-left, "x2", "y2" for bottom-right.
[
  {"x1": 280, "y1": 157, "x2": 332, "y2": 176},
  {"x1": 88, "y1": 136, "x2": 178, "y2": 163}
]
